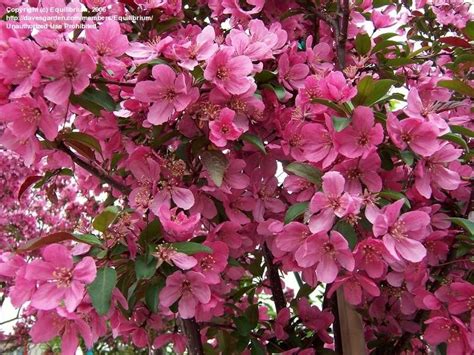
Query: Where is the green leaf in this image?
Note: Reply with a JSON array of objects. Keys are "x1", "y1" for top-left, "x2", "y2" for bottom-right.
[
  {"x1": 372, "y1": 40, "x2": 401, "y2": 53},
  {"x1": 241, "y1": 133, "x2": 266, "y2": 154},
  {"x1": 139, "y1": 219, "x2": 162, "y2": 247},
  {"x1": 73, "y1": 233, "x2": 102, "y2": 246},
  {"x1": 353, "y1": 75, "x2": 374, "y2": 106},
  {"x1": 145, "y1": 280, "x2": 165, "y2": 313},
  {"x1": 284, "y1": 202, "x2": 309, "y2": 224},
  {"x1": 353, "y1": 77, "x2": 395, "y2": 106},
  {"x1": 72, "y1": 87, "x2": 116, "y2": 112},
  {"x1": 154, "y1": 17, "x2": 180, "y2": 33},
  {"x1": 400, "y1": 150, "x2": 415, "y2": 166},
  {"x1": 450, "y1": 125, "x2": 474, "y2": 138},
  {"x1": 135, "y1": 254, "x2": 158, "y2": 280},
  {"x1": 332, "y1": 116, "x2": 351, "y2": 132},
  {"x1": 92, "y1": 206, "x2": 120, "y2": 232},
  {"x1": 438, "y1": 80, "x2": 474, "y2": 98},
  {"x1": 235, "y1": 316, "x2": 253, "y2": 336},
  {"x1": 201, "y1": 151, "x2": 228, "y2": 187},
  {"x1": 62, "y1": 132, "x2": 102, "y2": 153},
  {"x1": 441, "y1": 133, "x2": 469, "y2": 151},
  {"x1": 285, "y1": 162, "x2": 322, "y2": 185},
  {"x1": 171, "y1": 242, "x2": 212, "y2": 255},
  {"x1": 450, "y1": 218, "x2": 474, "y2": 236},
  {"x1": 310, "y1": 98, "x2": 348, "y2": 115},
  {"x1": 464, "y1": 21, "x2": 474, "y2": 41},
  {"x1": 355, "y1": 33, "x2": 371, "y2": 55},
  {"x1": 250, "y1": 339, "x2": 266, "y2": 355},
  {"x1": 378, "y1": 190, "x2": 411, "y2": 208},
  {"x1": 88, "y1": 267, "x2": 117, "y2": 315},
  {"x1": 245, "y1": 304, "x2": 259, "y2": 329},
  {"x1": 385, "y1": 57, "x2": 416, "y2": 67},
  {"x1": 262, "y1": 83, "x2": 286, "y2": 101},
  {"x1": 334, "y1": 220, "x2": 357, "y2": 250},
  {"x1": 254, "y1": 70, "x2": 276, "y2": 84}
]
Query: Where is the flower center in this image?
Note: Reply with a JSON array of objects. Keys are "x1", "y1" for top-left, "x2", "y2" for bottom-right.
[
  {"x1": 200, "y1": 255, "x2": 215, "y2": 271},
  {"x1": 389, "y1": 221, "x2": 406, "y2": 241},
  {"x1": 53, "y1": 267, "x2": 73, "y2": 287},
  {"x1": 216, "y1": 66, "x2": 229, "y2": 80},
  {"x1": 64, "y1": 63, "x2": 78, "y2": 79}
]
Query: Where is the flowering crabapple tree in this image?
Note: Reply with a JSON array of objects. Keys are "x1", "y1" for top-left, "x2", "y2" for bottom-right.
[{"x1": 0, "y1": 0, "x2": 473, "y2": 353}]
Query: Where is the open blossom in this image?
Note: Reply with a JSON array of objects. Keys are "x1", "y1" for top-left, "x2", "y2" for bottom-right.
[
  {"x1": 0, "y1": 38, "x2": 41, "y2": 98},
  {"x1": 156, "y1": 206, "x2": 201, "y2": 242},
  {"x1": 354, "y1": 238, "x2": 390, "y2": 278},
  {"x1": 372, "y1": 199, "x2": 430, "y2": 263},
  {"x1": 335, "y1": 106, "x2": 384, "y2": 158},
  {"x1": 316, "y1": 71, "x2": 357, "y2": 103},
  {"x1": 134, "y1": 64, "x2": 199, "y2": 125},
  {"x1": 204, "y1": 47, "x2": 254, "y2": 95},
  {"x1": 25, "y1": 244, "x2": 97, "y2": 312},
  {"x1": 308, "y1": 172, "x2": 354, "y2": 233},
  {"x1": 160, "y1": 271, "x2": 211, "y2": 319},
  {"x1": 448, "y1": 282, "x2": 474, "y2": 315},
  {"x1": 302, "y1": 115, "x2": 338, "y2": 168},
  {"x1": 37, "y1": 42, "x2": 96, "y2": 104},
  {"x1": 424, "y1": 316, "x2": 473, "y2": 355},
  {"x1": 414, "y1": 144, "x2": 462, "y2": 198},
  {"x1": 209, "y1": 108, "x2": 244, "y2": 147},
  {"x1": 278, "y1": 52, "x2": 309, "y2": 90},
  {"x1": 30, "y1": 310, "x2": 93, "y2": 355},
  {"x1": 86, "y1": 19, "x2": 129, "y2": 58},
  {"x1": 153, "y1": 245, "x2": 197, "y2": 270},
  {"x1": 387, "y1": 113, "x2": 440, "y2": 156},
  {"x1": 175, "y1": 26, "x2": 218, "y2": 70},
  {"x1": 193, "y1": 241, "x2": 229, "y2": 284},
  {"x1": 0, "y1": 97, "x2": 58, "y2": 140},
  {"x1": 334, "y1": 152, "x2": 382, "y2": 194},
  {"x1": 295, "y1": 231, "x2": 355, "y2": 283},
  {"x1": 328, "y1": 272, "x2": 381, "y2": 305}
]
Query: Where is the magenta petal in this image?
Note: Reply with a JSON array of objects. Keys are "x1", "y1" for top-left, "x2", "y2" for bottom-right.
[
  {"x1": 61, "y1": 324, "x2": 80, "y2": 355},
  {"x1": 178, "y1": 293, "x2": 197, "y2": 319},
  {"x1": 73, "y1": 257, "x2": 97, "y2": 284},
  {"x1": 30, "y1": 283, "x2": 65, "y2": 310},
  {"x1": 171, "y1": 187, "x2": 195, "y2": 210},
  {"x1": 316, "y1": 254, "x2": 338, "y2": 283},
  {"x1": 396, "y1": 237, "x2": 426, "y2": 263},
  {"x1": 172, "y1": 253, "x2": 197, "y2": 270}
]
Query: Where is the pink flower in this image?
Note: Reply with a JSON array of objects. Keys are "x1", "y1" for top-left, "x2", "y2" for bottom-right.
[
  {"x1": 308, "y1": 172, "x2": 354, "y2": 233},
  {"x1": 209, "y1": 108, "x2": 244, "y2": 147},
  {"x1": 387, "y1": 113, "x2": 440, "y2": 156},
  {"x1": 302, "y1": 116, "x2": 338, "y2": 168},
  {"x1": 160, "y1": 271, "x2": 211, "y2": 319},
  {"x1": 194, "y1": 241, "x2": 229, "y2": 284},
  {"x1": 275, "y1": 222, "x2": 312, "y2": 254},
  {"x1": 25, "y1": 244, "x2": 97, "y2": 312},
  {"x1": 204, "y1": 47, "x2": 253, "y2": 95},
  {"x1": 317, "y1": 71, "x2": 357, "y2": 103},
  {"x1": 334, "y1": 152, "x2": 382, "y2": 194},
  {"x1": 175, "y1": 25, "x2": 218, "y2": 70},
  {"x1": 414, "y1": 144, "x2": 462, "y2": 198},
  {"x1": 297, "y1": 298, "x2": 334, "y2": 343},
  {"x1": 295, "y1": 231, "x2": 355, "y2": 283},
  {"x1": 30, "y1": 310, "x2": 93, "y2": 355},
  {"x1": 134, "y1": 64, "x2": 198, "y2": 125},
  {"x1": 156, "y1": 206, "x2": 201, "y2": 242},
  {"x1": 424, "y1": 316, "x2": 473, "y2": 355},
  {"x1": 151, "y1": 185, "x2": 195, "y2": 211},
  {"x1": 354, "y1": 238, "x2": 389, "y2": 278},
  {"x1": 328, "y1": 272, "x2": 381, "y2": 305},
  {"x1": 275, "y1": 308, "x2": 290, "y2": 340},
  {"x1": 154, "y1": 333, "x2": 187, "y2": 354},
  {"x1": 0, "y1": 97, "x2": 58, "y2": 140},
  {"x1": 278, "y1": 52, "x2": 309, "y2": 90},
  {"x1": 0, "y1": 38, "x2": 41, "y2": 98},
  {"x1": 372, "y1": 199, "x2": 430, "y2": 263},
  {"x1": 335, "y1": 106, "x2": 384, "y2": 158},
  {"x1": 86, "y1": 19, "x2": 129, "y2": 58},
  {"x1": 38, "y1": 42, "x2": 96, "y2": 104},
  {"x1": 153, "y1": 245, "x2": 197, "y2": 270},
  {"x1": 448, "y1": 282, "x2": 474, "y2": 315},
  {"x1": 372, "y1": 9, "x2": 395, "y2": 29}
]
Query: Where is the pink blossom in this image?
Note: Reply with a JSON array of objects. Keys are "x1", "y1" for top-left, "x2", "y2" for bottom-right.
[
  {"x1": 30, "y1": 310, "x2": 93, "y2": 355},
  {"x1": 209, "y1": 108, "x2": 244, "y2": 147},
  {"x1": 308, "y1": 172, "x2": 354, "y2": 233},
  {"x1": 160, "y1": 271, "x2": 211, "y2": 319},
  {"x1": 354, "y1": 238, "x2": 389, "y2": 278},
  {"x1": 424, "y1": 316, "x2": 473, "y2": 355},
  {"x1": 154, "y1": 333, "x2": 187, "y2": 354},
  {"x1": 297, "y1": 298, "x2": 334, "y2": 343},
  {"x1": 0, "y1": 38, "x2": 41, "y2": 98},
  {"x1": 334, "y1": 152, "x2": 382, "y2": 194},
  {"x1": 275, "y1": 222, "x2": 312, "y2": 254},
  {"x1": 302, "y1": 116, "x2": 338, "y2": 168},
  {"x1": 194, "y1": 241, "x2": 229, "y2": 284},
  {"x1": 387, "y1": 113, "x2": 440, "y2": 156},
  {"x1": 316, "y1": 71, "x2": 357, "y2": 103},
  {"x1": 134, "y1": 64, "x2": 198, "y2": 125},
  {"x1": 278, "y1": 52, "x2": 309, "y2": 90},
  {"x1": 155, "y1": 206, "x2": 201, "y2": 242},
  {"x1": 448, "y1": 282, "x2": 474, "y2": 315},
  {"x1": 153, "y1": 245, "x2": 197, "y2": 270},
  {"x1": 175, "y1": 26, "x2": 218, "y2": 70},
  {"x1": 275, "y1": 308, "x2": 290, "y2": 340},
  {"x1": 204, "y1": 47, "x2": 254, "y2": 95},
  {"x1": 414, "y1": 144, "x2": 462, "y2": 198},
  {"x1": 295, "y1": 231, "x2": 355, "y2": 283},
  {"x1": 328, "y1": 273, "x2": 381, "y2": 305},
  {"x1": 0, "y1": 97, "x2": 58, "y2": 140},
  {"x1": 372, "y1": 199, "x2": 430, "y2": 262},
  {"x1": 335, "y1": 106, "x2": 384, "y2": 158},
  {"x1": 37, "y1": 42, "x2": 96, "y2": 104},
  {"x1": 25, "y1": 244, "x2": 96, "y2": 312},
  {"x1": 86, "y1": 19, "x2": 129, "y2": 58}
]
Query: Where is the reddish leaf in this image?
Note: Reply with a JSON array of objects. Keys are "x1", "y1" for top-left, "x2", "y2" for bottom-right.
[
  {"x1": 439, "y1": 37, "x2": 471, "y2": 48},
  {"x1": 18, "y1": 175, "x2": 42, "y2": 200},
  {"x1": 17, "y1": 232, "x2": 100, "y2": 252}
]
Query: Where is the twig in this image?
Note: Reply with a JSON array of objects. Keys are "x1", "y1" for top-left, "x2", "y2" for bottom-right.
[
  {"x1": 177, "y1": 318, "x2": 204, "y2": 355},
  {"x1": 262, "y1": 243, "x2": 286, "y2": 313},
  {"x1": 91, "y1": 78, "x2": 136, "y2": 87}
]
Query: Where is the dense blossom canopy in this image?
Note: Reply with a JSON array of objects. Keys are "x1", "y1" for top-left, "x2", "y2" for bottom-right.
[{"x1": 0, "y1": 0, "x2": 473, "y2": 354}]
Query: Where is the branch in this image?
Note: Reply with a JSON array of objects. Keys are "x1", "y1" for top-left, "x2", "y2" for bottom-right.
[
  {"x1": 262, "y1": 243, "x2": 286, "y2": 313},
  {"x1": 177, "y1": 318, "x2": 204, "y2": 355},
  {"x1": 91, "y1": 78, "x2": 136, "y2": 87},
  {"x1": 57, "y1": 142, "x2": 131, "y2": 195}
]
